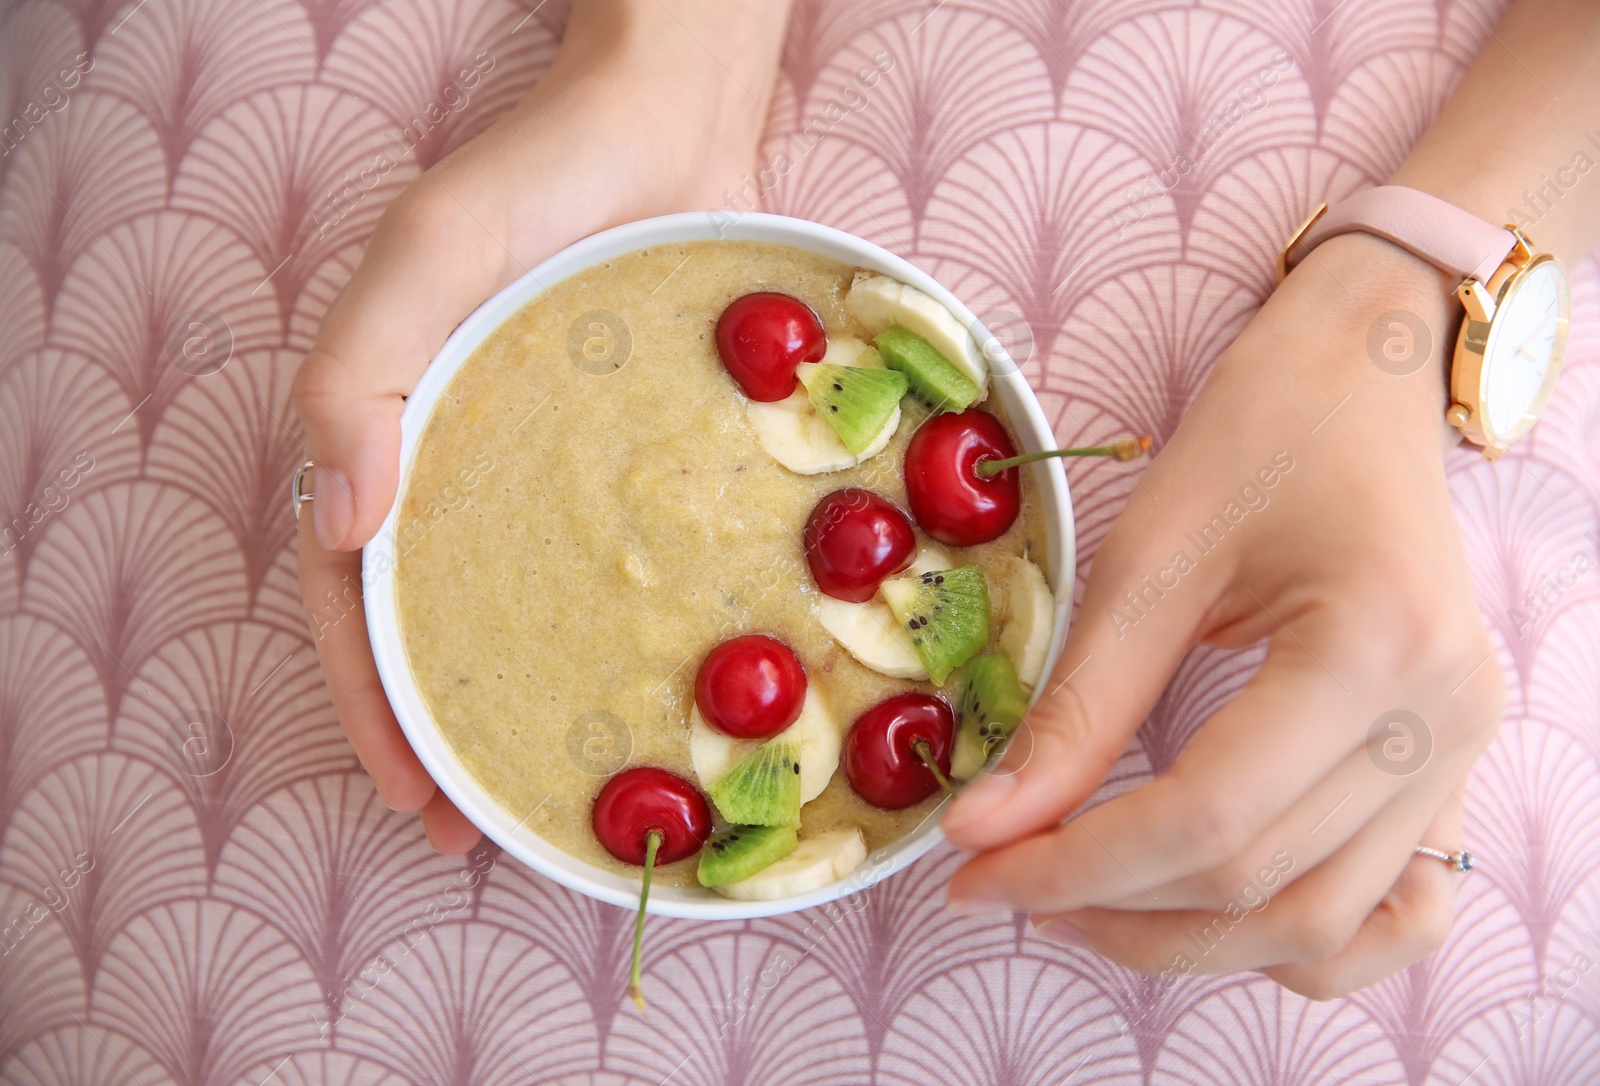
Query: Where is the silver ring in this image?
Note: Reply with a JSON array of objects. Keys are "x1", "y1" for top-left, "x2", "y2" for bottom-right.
[
  {"x1": 1415, "y1": 845, "x2": 1475, "y2": 873},
  {"x1": 291, "y1": 460, "x2": 315, "y2": 522}
]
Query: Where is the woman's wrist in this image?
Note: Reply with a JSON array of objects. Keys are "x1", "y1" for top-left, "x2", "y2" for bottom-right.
[
  {"x1": 521, "y1": 0, "x2": 790, "y2": 215},
  {"x1": 561, "y1": 0, "x2": 792, "y2": 79},
  {"x1": 1232, "y1": 230, "x2": 1464, "y2": 459},
  {"x1": 1274, "y1": 232, "x2": 1456, "y2": 380}
]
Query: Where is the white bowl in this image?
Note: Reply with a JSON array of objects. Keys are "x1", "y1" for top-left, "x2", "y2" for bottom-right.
[{"x1": 364, "y1": 212, "x2": 1076, "y2": 919}]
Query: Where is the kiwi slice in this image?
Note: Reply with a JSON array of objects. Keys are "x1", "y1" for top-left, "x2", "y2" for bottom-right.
[
  {"x1": 697, "y1": 823, "x2": 799, "y2": 887},
  {"x1": 798, "y1": 363, "x2": 908, "y2": 455},
  {"x1": 707, "y1": 739, "x2": 802, "y2": 826},
  {"x1": 879, "y1": 565, "x2": 990, "y2": 685},
  {"x1": 951, "y1": 654, "x2": 1031, "y2": 779},
  {"x1": 873, "y1": 326, "x2": 980, "y2": 412}
]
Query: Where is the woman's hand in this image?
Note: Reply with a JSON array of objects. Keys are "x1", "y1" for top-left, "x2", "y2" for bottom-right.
[
  {"x1": 943, "y1": 0, "x2": 1599, "y2": 999},
  {"x1": 943, "y1": 231, "x2": 1506, "y2": 1000},
  {"x1": 292, "y1": 0, "x2": 790, "y2": 852}
]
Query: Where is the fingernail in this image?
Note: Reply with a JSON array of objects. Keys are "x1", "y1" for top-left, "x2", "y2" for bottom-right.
[
  {"x1": 311, "y1": 466, "x2": 353, "y2": 550},
  {"x1": 941, "y1": 772, "x2": 1016, "y2": 834},
  {"x1": 1035, "y1": 919, "x2": 1092, "y2": 949},
  {"x1": 945, "y1": 897, "x2": 1014, "y2": 918}
]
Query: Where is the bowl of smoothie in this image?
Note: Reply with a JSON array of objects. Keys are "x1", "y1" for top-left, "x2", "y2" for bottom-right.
[{"x1": 364, "y1": 212, "x2": 1076, "y2": 925}]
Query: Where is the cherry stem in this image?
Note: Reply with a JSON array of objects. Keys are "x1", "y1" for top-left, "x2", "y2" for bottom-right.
[
  {"x1": 628, "y1": 829, "x2": 662, "y2": 1013},
  {"x1": 912, "y1": 739, "x2": 957, "y2": 797},
  {"x1": 975, "y1": 435, "x2": 1153, "y2": 479}
]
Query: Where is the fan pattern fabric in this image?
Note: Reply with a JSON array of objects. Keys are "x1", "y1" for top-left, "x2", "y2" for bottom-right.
[{"x1": 2, "y1": 0, "x2": 1598, "y2": 1082}]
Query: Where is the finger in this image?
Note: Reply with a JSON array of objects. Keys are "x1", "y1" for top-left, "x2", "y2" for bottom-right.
[
  {"x1": 298, "y1": 512, "x2": 436, "y2": 812},
  {"x1": 419, "y1": 788, "x2": 484, "y2": 855},
  {"x1": 1099, "y1": 652, "x2": 1497, "y2": 912},
  {"x1": 1030, "y1": 768, "x2": 1462, "y2": 977},
  {"x1": 292, "y1": 185, "x2": 510, "y2": 552},
  {"x1": 946, "y1": 635, "x2": 1376, "y2": 914},
  {"x1": 1264, "y1": 795, "x2": 1464, "y2": 1000},
  {"x1": 1100, "y1": 735, "x2": 1433, "y2": 912},
  {"x1": 942, "y1": 470, "x2": 1231, "y2": 851}
]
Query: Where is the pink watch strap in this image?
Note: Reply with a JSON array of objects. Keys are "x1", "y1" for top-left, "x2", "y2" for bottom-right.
[{"x1": 1283, "y1": 185, "x2": 1518, "y2": 284}]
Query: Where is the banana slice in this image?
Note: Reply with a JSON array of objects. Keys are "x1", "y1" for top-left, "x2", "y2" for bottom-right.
[
  {"x1": 820, "y1": 335, "x2": 875, "y2": 367},
  {"x1": 745, "y1": 387, "x2": 899, "y2": 475},
  {"x1": 994, "y1": 554, "x2": 1056, "y2": 689},
  {"x1": 815, "y1": 595, "x2": 926, "y2": 679},
  {"x1": 711, "y1": 827, "x2": 867, "y2": 901},
  {"x1": 845, "y1": 272, "x2": 987, "y2": 395},
  {"x1": 814, "y1": 542, "x2": 952, "y2": 680},
  {"x1": 843, "y1": 272, "x2": 903, "y2": 331},
  {"x1": 689, "y1": 687, "x2": 840, "y2": 804}
]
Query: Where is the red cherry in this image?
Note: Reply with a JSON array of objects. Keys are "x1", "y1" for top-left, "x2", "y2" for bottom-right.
[
  {"x1": 804, "y1": 489, "x2": 917, "y2": 603},
  {"x1": 591, "y1": 766, "x2": 711, "y2": 1012},
  {"x1": 903, "y1": 409, "x2": 1021, "y2": 547},
  {"x1": 844, "y1": 693, "x2": 955, "y2": 809},
  {"x1": 715, "y1": 292, "x2": 827, "y2": 401},
  {"x1": 592, "y1": 767, "x2": 712, "y2": 866},
  {"x1": 695, "y1": 634, "x2": 807, "y2": 739}
]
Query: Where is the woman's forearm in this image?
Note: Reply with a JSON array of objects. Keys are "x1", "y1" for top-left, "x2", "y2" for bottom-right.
[{"x1": 1390, "y1": 0, "x2": 1600, "y2": 267}]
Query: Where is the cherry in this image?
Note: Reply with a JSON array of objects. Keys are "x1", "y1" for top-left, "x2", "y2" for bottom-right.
[
  {"x1": 593, "y1": 766, "x2": 712, "y2": 866},
  {"x1": 592, "y1": 766, "x2": 712, "y2": 1010},
  {"x1": 905, "y1": 411, "x2": 1156, "y2": 547},
  {"x1": 695, "y1": 634, "x2": 807, "y2": 739},
  {"x1": 804, "y1": 489, "x2": 917, "y2": 603},
  {"x1": 903, "y1": 409, "x2": 1021, "y2": 547},
  {"x1": 844, "y1": 693, "x2": 957, "y2": 809},
  {"x1": 715, "y1": 292, "x2": 827, "y2": 401}
]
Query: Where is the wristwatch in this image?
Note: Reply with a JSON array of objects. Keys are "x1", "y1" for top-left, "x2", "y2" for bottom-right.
[{"x1": 1278, "y1": 185, "x2": 1570, "y2": 459}]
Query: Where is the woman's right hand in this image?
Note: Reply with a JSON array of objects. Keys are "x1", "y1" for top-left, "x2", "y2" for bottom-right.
[{"x1": 292, "y1": 0, "x2": 791, "y2": 852}]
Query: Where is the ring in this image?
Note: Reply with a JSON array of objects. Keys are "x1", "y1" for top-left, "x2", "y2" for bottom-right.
[
  {"x1": 291, "y1": 460, "x2": 315, "y2": 521},
  {"x1": 1415, "y1": 845, "x2": 1475, "y2": 873}
]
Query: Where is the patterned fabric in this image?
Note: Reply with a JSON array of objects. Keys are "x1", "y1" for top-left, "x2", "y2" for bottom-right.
[{"x1": 2, "y1": 0, "x2": 1598, "y2": 1082}]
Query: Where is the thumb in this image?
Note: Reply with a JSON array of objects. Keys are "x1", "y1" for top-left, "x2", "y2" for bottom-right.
[
  {"x1": 288, "y1": 184, "x2": 513, "y2": 825},
  {"x1": 292, "y1": 188, "x2": 509, "y2": 550},
  {"x1": 942, "y1": 480, "x2": 1228, "y2": 850}
]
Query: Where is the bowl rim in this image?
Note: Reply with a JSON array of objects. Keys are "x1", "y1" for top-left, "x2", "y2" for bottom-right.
[{"x1": 362, "y1": 210, "x2": 1076, "y2": 919}]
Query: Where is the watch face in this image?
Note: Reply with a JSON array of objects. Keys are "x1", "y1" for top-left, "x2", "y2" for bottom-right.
[{"x1": 1480, "y1": 257, "x2": 1569, "y2": 444}]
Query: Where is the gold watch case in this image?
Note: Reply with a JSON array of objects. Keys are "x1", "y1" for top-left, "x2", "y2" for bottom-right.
[{"x1": 1447, "y1": 228, "x2": 1570, "y2": 459}]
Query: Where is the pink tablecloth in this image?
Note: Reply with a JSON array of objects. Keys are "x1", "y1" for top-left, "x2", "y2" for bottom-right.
[{"x1": 3, "y1": 0, "x2": 1599, "y2": 1082}]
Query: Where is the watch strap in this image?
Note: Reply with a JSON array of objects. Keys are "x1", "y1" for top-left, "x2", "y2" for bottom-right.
[{"x1": 1282, "y1": 185, "x2": 1518, "y2": 284}]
